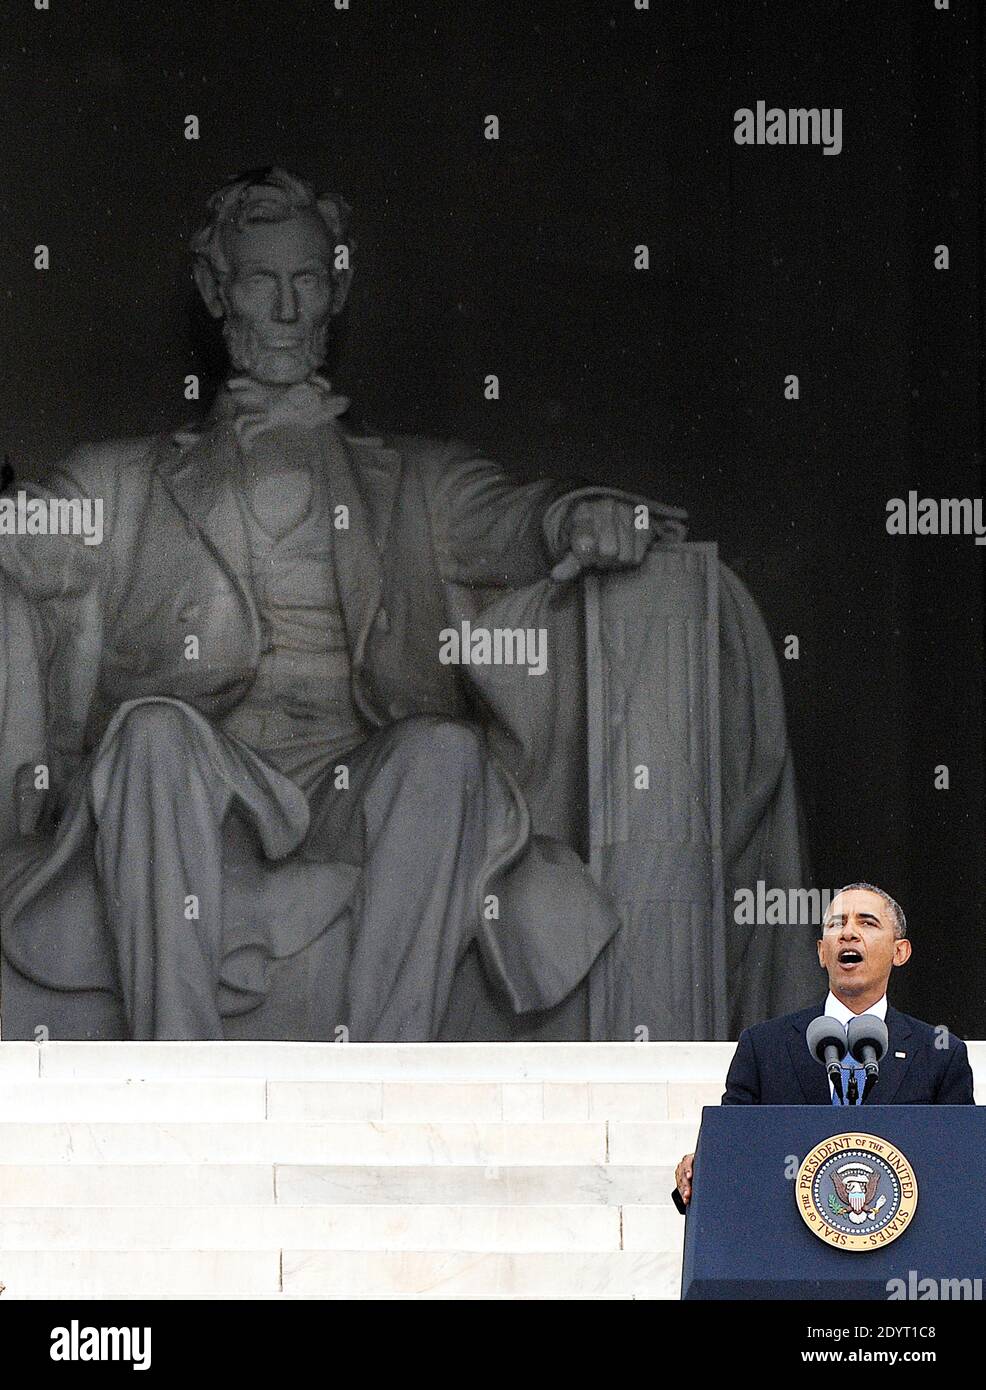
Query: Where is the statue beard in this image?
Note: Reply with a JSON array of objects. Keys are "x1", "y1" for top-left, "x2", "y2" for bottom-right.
[{"x1": 222, "y1": 315, "x2": 331, "y2": 385}]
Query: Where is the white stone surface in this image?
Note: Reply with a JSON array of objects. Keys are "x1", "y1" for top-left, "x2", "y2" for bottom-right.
[
  {"x1": 621, "y1": 1204, "x2": 689, "y2": 1252},
  {"x1": 668, "y1": 1082, "x2": 725, "y2": 1119},
  {"x1": 0, "y1": 1042, "x2": 40, "y2": 1078},
  {"x1": 27, "y1": 1040, "x2": 738, "y2": 1082},
  {"x1": 608, "y1": 1122, "x2": 702, "y2": 1166},
  {"x1": 0, "y1": 1165, "x2": 274, "y2": 1206},
  {"x1": 274, "y1": 1163, "x2": 675, "y2": 1206},
  {"x1": 281, "y1": 1249, "x2": 681, "y2": 1299},
  {"x1": 500, "y1": 1083, "x2": 543, "y2": 1122},
  {"x1": 0, "y1": 1121, "x2": 609, "y2": 1165},
  {"x1": 0, "y1": 1250, "x2": 278, "y2": 1299},
  {"x1": 0, "y1": 1079, "x2": 266, "y2": 1122},
  {"x1": 0, "y1": 1204, "x2": 624, "y2": 1252},
  {"x1": 4, "y1": 1037, "x2": 983, "y2": 1087},
  {"x1": 267, "y1": 1079, "x2": 677, "y2": 1123}
]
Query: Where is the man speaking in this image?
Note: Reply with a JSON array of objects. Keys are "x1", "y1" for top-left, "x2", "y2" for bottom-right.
[{"x1": 673, "y1": 882, "x2": 975, "y2": 1212}]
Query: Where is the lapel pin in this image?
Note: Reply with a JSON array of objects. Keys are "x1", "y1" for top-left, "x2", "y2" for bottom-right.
[{"x1": 894, "y1": 1051, "x2": 906, "y2": 1058}]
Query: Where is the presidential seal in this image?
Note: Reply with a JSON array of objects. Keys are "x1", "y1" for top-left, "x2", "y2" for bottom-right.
[{"x1": 795, "y1": 1133, "x2": 918, "y2": 1250}]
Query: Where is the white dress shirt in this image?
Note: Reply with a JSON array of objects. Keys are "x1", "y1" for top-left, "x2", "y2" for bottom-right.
[{"x1": 824, "y1": 991, "x2": 888, "y2": 1100}]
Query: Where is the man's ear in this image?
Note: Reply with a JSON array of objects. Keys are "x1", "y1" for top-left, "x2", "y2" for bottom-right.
[
  {"x1": 892, "y1": 938, "x2": 912, "y2": 968},
  {"x1": 193, "y1": 258, "x2": 225, "y2": 319}
]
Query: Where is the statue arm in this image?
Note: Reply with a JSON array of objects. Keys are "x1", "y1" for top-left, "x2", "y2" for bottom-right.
[
  {"x1": 0, "y1": 445, "x2": 111, "y2": 601},
  {"x1": 424, "y1": 443, "x2": 686, "y2": 587},
  {"x1": 421, "y1": 444, "x2": 571, "y2": 586}
]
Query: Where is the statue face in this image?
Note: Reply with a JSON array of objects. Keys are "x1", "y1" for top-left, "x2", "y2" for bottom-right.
[{"x1": 219, "y1": 210, "x2": 336, "y2": 386}]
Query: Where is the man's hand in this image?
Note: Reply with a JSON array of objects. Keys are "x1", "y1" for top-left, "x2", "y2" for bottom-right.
[{"x1": 675, "y1": 1151, "x2": 695, "y2": 1207}]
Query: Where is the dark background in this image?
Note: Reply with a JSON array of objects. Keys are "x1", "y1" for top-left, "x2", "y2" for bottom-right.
[{"x1": 0, "y1": 0, "x2": 982, "y2": 1033}]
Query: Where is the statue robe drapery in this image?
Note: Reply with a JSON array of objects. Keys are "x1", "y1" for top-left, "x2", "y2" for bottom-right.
[{"x1": 0, "y1": 410, "x2": 816, "y2": 1038}]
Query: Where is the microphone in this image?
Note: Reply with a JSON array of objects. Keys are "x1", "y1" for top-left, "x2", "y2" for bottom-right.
[
  {"x1": 806, "y1": 1016, "x2": 849, "y2": 1102},
  {"x1": 847, "y1": 1014, "x2": 889, "y2": 1101}
]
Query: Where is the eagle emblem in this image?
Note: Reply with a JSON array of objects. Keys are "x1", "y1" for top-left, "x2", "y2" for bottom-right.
[
  {"x1": 796, "y1": 1134, "x2": 918, "y2": 1250},
  {"x1": 829, "y1": 1161, "x2": 887, "y2": 1224}
]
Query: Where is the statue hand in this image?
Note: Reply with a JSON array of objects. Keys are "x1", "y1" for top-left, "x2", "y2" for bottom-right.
[
  {"x1": 225, "y1": 374, "x2": 349, "y2": 447},
  {"x1": 550, "y1": 498, "x2": 654, "y2": 582}
]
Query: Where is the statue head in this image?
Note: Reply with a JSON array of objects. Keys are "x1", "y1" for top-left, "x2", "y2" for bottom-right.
[{"x1": 191, "y1": 167, "x2": 354, "y2": 387}]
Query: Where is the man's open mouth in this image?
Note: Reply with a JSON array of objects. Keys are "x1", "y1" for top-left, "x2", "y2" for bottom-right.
[{"x1": 838, "y1": 949, "x2": 864, "y2": 966}]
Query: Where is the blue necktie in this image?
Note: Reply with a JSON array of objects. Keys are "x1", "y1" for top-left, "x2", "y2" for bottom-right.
[{"x1": 832, "y1": 1051, "x2": 866, "y2": 1105}]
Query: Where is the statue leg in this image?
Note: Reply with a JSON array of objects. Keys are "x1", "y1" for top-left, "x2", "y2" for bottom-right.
[
  {"x1": 303, "y1": 715, "x2": 516, "y2": 1041},
  {"x1": 87, "y1": 699, "x2": 260, "y2": 1039}
]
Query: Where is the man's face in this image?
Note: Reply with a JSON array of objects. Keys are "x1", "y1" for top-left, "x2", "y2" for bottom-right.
[
  {"x1": 817, "y1": 888, "x2": 911, "y2": 1003},
  {"x1": 219, "y1": 211, "x2": 336, "y2": 386}
]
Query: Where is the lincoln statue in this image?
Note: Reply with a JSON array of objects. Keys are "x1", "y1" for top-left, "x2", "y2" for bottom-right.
[{"x1": 0, "y1": 168, "x2": 815, "y2": 1041}]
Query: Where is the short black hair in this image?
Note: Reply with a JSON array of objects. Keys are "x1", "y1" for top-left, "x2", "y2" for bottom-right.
[{"x1": 827, "y1": 882, "x2": 907, "y2": 939}]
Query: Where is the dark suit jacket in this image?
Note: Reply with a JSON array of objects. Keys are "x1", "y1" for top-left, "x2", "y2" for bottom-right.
[
  {"x1": 721, "y1": 1002, "x2": 975, "y2": 1106},
  {"x1": 673, "y1": 1002, "x2": 976, "y2": 1212}
]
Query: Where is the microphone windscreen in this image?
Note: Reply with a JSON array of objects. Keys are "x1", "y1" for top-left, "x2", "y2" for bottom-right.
[
  {"x1": 806, "y1": 1015, "x2": 848, "y2": 1064},
  {"x1": 847, "y1": 1013, "x2": 889, "y2": 1061}
]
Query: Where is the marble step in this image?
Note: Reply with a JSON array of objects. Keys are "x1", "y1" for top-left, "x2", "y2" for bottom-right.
[
  {"x1": 0, "y1": 1165, "x2": 274, "y2": 1205},
  {"x1": 0, "y1": 1040, "x2": 737, "y2": 1082},
  {"x1": 12, "y1": 1071, "x2": 985, "y2": 1118},
  {"x1": 275, "y1": 1163, "x2": 678, "y2": 1205},
  {"x1": 0, "y1": 1078, "x2": 722, "y2": 1122},
  {"x1": 4, "y1": 1039, "x2": 981, "y2": 1092},
  {"x1": 0, "y1": 1249, "x2": 279, "y2": 1298},
  {"x1": 0, "y1": 1162, "x2": 676, "y2": 1207},
  {"x1": 0, "y1": 1079, "x2": 266, "y2": 1122},
  {"x1": 280, "y1": 1249, "x2": 682, "y2": 1299},
  {"x1": 0, "y1": 1202, "x2": 683, "y2": 1252},
  {"x1": 0, "y1": 1120, "x2": 698, "y2": 1165},
  {"x1": 266, "y1": 1079, "x2": 722, "y2": 1122},
  {"x1": 0, "y1": 1249, "x2": 682, "y2": 1300},
  {"x1": 8, "y1": 1072, "x2": 984, "y2": 1119}
]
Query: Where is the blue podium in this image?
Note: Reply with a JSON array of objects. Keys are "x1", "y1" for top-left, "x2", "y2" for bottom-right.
[{"x1": 682, "y1": 1106, "x2": 986, "y2": 1299}]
